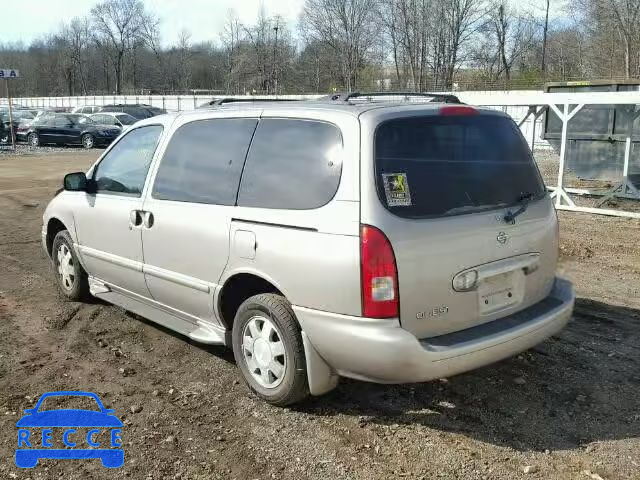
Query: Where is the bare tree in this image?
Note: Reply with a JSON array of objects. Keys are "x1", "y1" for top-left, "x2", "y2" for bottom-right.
[
  {"x1": 380, "y1": 0, "x2": 430, "y2": 90},
  {"x1": 301, "y1": 0, "x2": 379, "y2": 90},
  {"x1": 58, "y1": 18, "x2": 91, "y2": 95},
  {"x1": 442, "y1": 0, "x2": 487, "y2": 88},
  {"x1": 91, "y1": 0, "x2": 155, "y2": 93},
  {"x1": 474, "y1": 2, "x2": 536, "y2": 83},
  {"x1": 607, "y1": 0, "x2": 640, "y2": 78},
  {"x1": 221, "y1": 10, "x2": 244, "y2": 94}
]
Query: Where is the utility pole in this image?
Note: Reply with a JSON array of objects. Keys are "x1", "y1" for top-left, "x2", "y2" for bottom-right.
[
  {"x1": 272, "y1": 23, "x2": 279, "y2": 96},
  {"x1": 541, "y1": 0, "x2": 550, "y2": 77}
]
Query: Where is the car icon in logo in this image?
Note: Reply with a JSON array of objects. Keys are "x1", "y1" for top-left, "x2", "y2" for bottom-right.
[{"x1": 15, "y1": 391, "x2": 124, "y2": 468}]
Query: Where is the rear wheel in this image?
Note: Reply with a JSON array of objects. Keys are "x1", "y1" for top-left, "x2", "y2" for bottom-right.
[
  {"x1": 81, "y1": 134, "x2": 94, "y2": 149},
  {"x1": 51, "y1": 230, "x2": 90, "y2": 301},
  {"x1": 0, "y1": 130, "x2": 8, "y2": 144},
  {"x1": 232, "y1": 293, "x2": 309, "y2": 406},
  {"x1": 28, "y1": 132, "x2": 39, "y2": 147}
]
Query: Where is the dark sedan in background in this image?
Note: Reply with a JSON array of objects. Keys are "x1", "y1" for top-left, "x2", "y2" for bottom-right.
[
  {"x1": 0, "y1": 109, "x2": 36, "y2": 144},
  {"x1": 17, "y1": 113, "x2": 121, "y2": 148}
]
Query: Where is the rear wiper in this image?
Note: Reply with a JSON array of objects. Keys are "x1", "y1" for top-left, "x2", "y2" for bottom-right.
[{"x1": 504, "y1": 192, "x2": 535, "y2": 224}]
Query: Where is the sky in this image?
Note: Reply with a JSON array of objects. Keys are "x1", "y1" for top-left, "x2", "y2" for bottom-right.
[
  {"x1": 2, "y1": 0, "x2": 567, "y2": 47},
  {"x1": 1, "y1": 0, "x2": 305, "y2": 47}
]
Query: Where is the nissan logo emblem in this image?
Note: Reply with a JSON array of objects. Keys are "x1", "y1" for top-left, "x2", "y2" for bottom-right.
[{"x1": 497, "y1": 232, "x2": 508, "y2": 245}]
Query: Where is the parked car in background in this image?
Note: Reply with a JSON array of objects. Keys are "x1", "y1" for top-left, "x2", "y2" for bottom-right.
[
  {"x1": 89, "y1": 112, "x2": 137, "y2": 131},
  {"x1": 15, "y1": 111, "x2": 56, "y2": 141},
  {"x1": 0, "y1": 109, "x2": 35, "y2": 144},
  {"x1": 100, "y1": 104, "x2": 166, "y2": 120},
  {"x1": 0, "y1": 122, "x2": 9, "y2": 144},
  {"x1": 21, "y1": 113, "x2": 121, "y2": 148},
  {"x1": 41, "y1": 97, "x2": 575, "y2": 406},
  {"x1": 72, "y1": 105, "x2": 103, "y2": 114}
]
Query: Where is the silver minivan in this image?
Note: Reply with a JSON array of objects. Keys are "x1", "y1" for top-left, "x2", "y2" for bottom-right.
[{"x1": 42, "y1": 96, "x2": 575, "y2": 405}]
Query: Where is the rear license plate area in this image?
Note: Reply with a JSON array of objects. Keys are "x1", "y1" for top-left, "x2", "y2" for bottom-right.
[{"x1": 478, "y1": 271, "x2": 523, "y2": 315}]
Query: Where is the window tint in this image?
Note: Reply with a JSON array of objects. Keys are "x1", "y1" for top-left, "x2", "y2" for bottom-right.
[
  {"x1": 123, "y1": 107, "x2": 149, "y2": 119},
  {"x1": 93, "y1": 125, "x2": 163, "y2": 196},
  {"x1": 117, "y1": 114, "x2": 136, "y2": 125},
  {"x1": 94, "y1": 115, "x2": 113, "y2": 125},
  {"x1": 152, "y1": 118, "x2": 257, "y2": 205},
  {"x1": 37, "y1": 116, "x2": 54, "y2": 127},
  {"x1": 237, "y1": 119, "x2": 343, "y2": 210},
  {"x1": 54, "y1": 116, "x2": 70, "y2": 127},
  {"x1": 375, "y1": 115, "x2": 545, "y2": 219}
]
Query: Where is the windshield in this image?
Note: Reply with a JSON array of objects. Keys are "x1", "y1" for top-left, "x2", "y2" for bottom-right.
[
  {"x1": 116, "y1": 114, "x2": 136, "y2": 125},
  {"x1": 1, "y1": 111, "x2": 34, "y2": 122},
  {"x1": 374, "y1": 114, "x2": 546, "y2": 219}
]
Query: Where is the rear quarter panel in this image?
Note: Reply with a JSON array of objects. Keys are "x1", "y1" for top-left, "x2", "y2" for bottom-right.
[{"x1": 219, "y1": 108, "x2": 363, "y2": 317}]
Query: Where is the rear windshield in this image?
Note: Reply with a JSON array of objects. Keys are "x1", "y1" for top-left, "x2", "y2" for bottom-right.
[
  {"x1": 374, "y1": 114, "x2": 545, "y2": 219},
  {"x1": 116, "y1": 114, "x2": 136, "y2": 125}
]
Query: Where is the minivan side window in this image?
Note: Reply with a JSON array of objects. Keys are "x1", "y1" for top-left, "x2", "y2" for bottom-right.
[
  {"x1": 237, "y1": 119, "x2": 343, "y2": 210},
  {"x1": 93, "y1": 125, "x2": 163, "y2": 197},
  {"x1": 152, "y1": 118, "x2": 258, "y2": 205}
]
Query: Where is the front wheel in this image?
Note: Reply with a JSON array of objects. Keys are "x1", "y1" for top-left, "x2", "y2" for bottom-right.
[
  {"x1": 28, "y1": 132, "x2": 39, "y2": 147},
  {"x1": 232, "y1": 293, "x2": 309, "y2": 406},
  {"x1": 81, "y1": 134, "x2": 94, "y2": 149},
  {"x1": 0, "y1": 130, "x2": 8, "y2": 144},
  {"x1": 51, "y1": 230, "x2": 90, "y2": 301}
]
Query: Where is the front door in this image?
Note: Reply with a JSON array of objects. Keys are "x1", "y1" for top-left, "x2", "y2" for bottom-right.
[
  {"x1": 74, "y1": 125, "x2": 164, "y2": 298},
  {"x1": 141, "y1": 115, "x2": 258, "y2": 324},
  {"x1": 36, "y1": 116, "x2": 57, "y2": 144},
  {"x1": 54, "y1": 115, "x2": 76, "y2": 145}
]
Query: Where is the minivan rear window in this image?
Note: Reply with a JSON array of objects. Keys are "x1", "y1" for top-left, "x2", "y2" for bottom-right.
[{"x1": 374, "y1": 114, "x2": 545, "y2": 219}]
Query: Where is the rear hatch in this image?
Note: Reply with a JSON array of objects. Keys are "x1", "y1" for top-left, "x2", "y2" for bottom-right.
[{"x1": 366, "y1": 108, "x2": 558, "y2": 339}]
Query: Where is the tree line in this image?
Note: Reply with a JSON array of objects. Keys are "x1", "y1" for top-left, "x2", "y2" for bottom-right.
[{"x1": 1, "y1": 0, "x2": 639, "y2": 97}]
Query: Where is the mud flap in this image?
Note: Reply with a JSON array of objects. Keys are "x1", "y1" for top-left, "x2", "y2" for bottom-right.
[{"x1": 301, "y1": 331, "x2": 339, "y2": 396}]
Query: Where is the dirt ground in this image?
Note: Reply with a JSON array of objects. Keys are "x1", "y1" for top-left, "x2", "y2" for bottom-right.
[{"x1": 0, "y1": 149, "x2": 638, "y2": 480}]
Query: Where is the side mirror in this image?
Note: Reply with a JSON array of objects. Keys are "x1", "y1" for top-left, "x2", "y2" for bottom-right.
[{"x1": 63, "y1": 172, "x2": 88, "y2": 192}]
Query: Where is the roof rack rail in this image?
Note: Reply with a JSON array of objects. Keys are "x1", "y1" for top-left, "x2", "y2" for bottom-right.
[
  {"x1": 324, "y1": 91, "x2": 462, "y2": 104},
  {"x1": 200, "y1": 97, "x2": 303, "y2": 108}
]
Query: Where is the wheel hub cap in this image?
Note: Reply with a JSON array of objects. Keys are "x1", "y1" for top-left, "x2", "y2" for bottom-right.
[
  {"x1": 253, "y1": 339, "x2": 272, "y2": 367},
  {"x1": 56, "y1": 244, "x2": 75, "y2": 290},
  {"x1": 242, "y1": 315, "x2": 286, "y2": 389}
]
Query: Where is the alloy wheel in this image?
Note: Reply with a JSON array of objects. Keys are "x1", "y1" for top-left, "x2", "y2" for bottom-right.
[
  {"x1": 242, "y1": 315, "x2": 287, "y2": 388},
  {"x1": 56, "y1": 243, "x2": 75, "y2": 291}
]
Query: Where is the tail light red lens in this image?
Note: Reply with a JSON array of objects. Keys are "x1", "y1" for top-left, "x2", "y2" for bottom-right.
[
  {"x1": 439, "y1": 106, "x2": 477, "y2": 116},
  {"x1": 360, "y1": 224, "x2": 399, "y2": 318}
]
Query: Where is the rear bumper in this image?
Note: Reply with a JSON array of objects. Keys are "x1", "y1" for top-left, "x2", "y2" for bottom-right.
[{"x1": 294, "y1": 277, "x2": 574, "y2": 384}]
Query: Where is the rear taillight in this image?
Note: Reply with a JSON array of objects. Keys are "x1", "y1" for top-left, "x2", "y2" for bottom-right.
[{"x1": 360, "y1": 225, "x2": 399, "y2": 318}]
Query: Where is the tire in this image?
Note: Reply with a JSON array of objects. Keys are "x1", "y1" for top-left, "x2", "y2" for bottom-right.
[
  {"x1": 81, "y1": 134, "x2": 94, "y2": 149},
  {"x1": 0, "y1": 131, "x2": 8, "y2": 144},
  {"x1": 28, "y1": 132, "x2": 39, "y2": 147},
  {"x1": 51, "y1": 230, "x2": 90, "y2": 301},
  {"x1": 232, "y1": 293, "x2": 309, "y2": 406}
]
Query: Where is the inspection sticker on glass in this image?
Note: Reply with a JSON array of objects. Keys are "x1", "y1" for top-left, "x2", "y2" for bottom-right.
[{"x1": 382, "y1": 173, "x2": 412, "y2": 207}]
